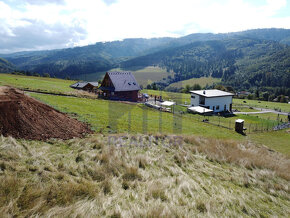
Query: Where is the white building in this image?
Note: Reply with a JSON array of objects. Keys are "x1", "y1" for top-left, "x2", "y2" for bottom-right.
[{"x1": 190, "y1": 89, "x2": 234, "y2": 113}]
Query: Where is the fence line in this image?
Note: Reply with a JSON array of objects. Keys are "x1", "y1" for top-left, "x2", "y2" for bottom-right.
[{"x1": 184, "y1": 113, "x2": 289, "y2": 134}]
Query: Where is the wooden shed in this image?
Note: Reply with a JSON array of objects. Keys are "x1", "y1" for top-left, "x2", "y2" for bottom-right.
[{"x1": 70, "y1": 81, "x2": 98, "y2": 92}]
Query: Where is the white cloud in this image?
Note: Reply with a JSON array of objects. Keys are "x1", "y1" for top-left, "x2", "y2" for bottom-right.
[{"x1": 0, "y1": 0, "x2": 289, "y2": 53}]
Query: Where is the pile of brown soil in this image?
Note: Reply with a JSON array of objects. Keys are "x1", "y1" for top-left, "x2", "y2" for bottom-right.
[{"x1": 0, "y1": 86, "x2": 93, "y2": 140}]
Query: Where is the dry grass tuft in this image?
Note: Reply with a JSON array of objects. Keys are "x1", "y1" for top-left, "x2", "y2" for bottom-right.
[
  {"x1": 0, "y1": 176, "x2": 21, "y2": 206},
  {"x1": 148, "y1": 182, "x2": 167, "y2": 202},
  {"x1": 136, "y1": 155, "x2": 147, "y2": 169},
  {"x1": 186, "y1": 137, "x2": 290, "y2": 180},
  {"x1": 122, "y1": 167, "x2": 142, "y2": 181},
  {"x1": 101, "y1": 180, "x2": 111, "y2": 195}
]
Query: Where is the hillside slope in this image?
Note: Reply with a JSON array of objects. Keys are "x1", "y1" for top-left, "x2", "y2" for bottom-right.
[
  {"x1": 1, "y1": 38, "x2": 174, "y2": 78},
  {"x1": 0, "y1": 134, "x2": 289, "y2": 217},
  {"x1": 0, "y1": 58, "x2": 15, "y2": 73},
  {"x1": 121, "y1": 37, "x2": 290, "y2": 89},
  {"x1": 1, "y1": 28, "x2": 290, "y2": 81}
]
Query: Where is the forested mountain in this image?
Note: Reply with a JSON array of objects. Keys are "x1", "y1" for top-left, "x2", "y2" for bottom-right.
[
  {"x1": 0, "y1": 28, "x2": 289, "y2": 89},
  {"x1": 0, "y1": 38, "x2": 174, "y2": 78},
  {"x1": 0, "y1": 58, "x2": 15, "y2": 73},
  {"x1": 121, "y1": 37, "x2": 290, "y2": 89}
]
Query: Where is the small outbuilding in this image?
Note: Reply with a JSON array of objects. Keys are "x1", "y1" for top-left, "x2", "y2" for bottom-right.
[
  {"x1": 235, "y1": 119, "x2": 245, "y2": 134},
  {"x1": 99, "y1": 71, "x2": 141, "y2": 102},
  {"x1": 161, "y1": 101, "x2": 176, "y2": 113},
  {"x1": 70, "y1": 81, "x2": 98, "y2": 92}
]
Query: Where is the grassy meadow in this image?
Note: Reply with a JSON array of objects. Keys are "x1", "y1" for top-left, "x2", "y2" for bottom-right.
[
  {"x1": 116, "y1": 66, "x2": 172, "y2": 87},
  {"x1": 166, "y1": 76, "x2": 221, "y2": 89},
  {"x1": 234, "y1": 98, "x2": 290, "y2": 112},
  {"x1": 0, "y1": 73, "x2": 289, "y2": 155},
  {"x1": 28, "y1": 92, "x2": 290, "y2": 156},
  {"x1": 0, "y1": 73, "x2": 76, "y2": 94},
  {"x1": 0, "y1": 134, "x2": 289, "y2": 217},
  {"x1": 141, "y1": 89, "x2": 190, "y2": 104},
  {"x1": 28, "y1": 92, "x2": 242, "y2": 140}
]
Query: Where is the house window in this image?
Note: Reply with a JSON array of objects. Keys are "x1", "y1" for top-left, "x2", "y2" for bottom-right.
[
  {"x1": 191, "y1": 95, "x2": 195, "y2": 99},
  {"x1": 216, "y1": 105, "x2": 219, "y2": 110},
  {"x1": 199, "y1": 96, "x2": 205, "y2": 105},
  {"x1": 213, "y1": 106, "x2": 215, "y2": 111}
]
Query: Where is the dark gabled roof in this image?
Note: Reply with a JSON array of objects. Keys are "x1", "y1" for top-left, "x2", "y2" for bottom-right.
[
  {"x1": 105, "y1": 71, "x2": 140, "y2": 92},
  {"x1": 70, "y1": 81, "x2": 98, "y2": 88},
  {"x1": 88, "y1": 82, "x2": 99, "y2": 87},
  {"x1": 70, "y1": 82, "x2": 89, "y2": 88}
]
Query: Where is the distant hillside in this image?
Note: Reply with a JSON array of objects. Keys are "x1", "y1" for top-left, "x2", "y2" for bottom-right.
[
  {"x1": 0, "y1": 38, "x2": 174, "y2": 78},
  {"x1": 0, "y1": 28, "x2": 290, "y2": 88},
  {"x1": 0, "y1": 58, "x2": 15, "y2": 73},
  {"x1": 121, "y1": 37, "x2": 290, "y2": 89}
]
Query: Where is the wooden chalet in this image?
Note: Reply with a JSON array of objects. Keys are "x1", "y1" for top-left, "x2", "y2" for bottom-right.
[{"x1": 99, "y1": 72, "x2": 141, "y2": 102}]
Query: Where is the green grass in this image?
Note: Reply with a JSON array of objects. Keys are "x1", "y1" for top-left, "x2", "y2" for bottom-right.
[
  {"x1": 119, "y1": 66, "x2": 172, "y2": 87},
  {"x1": 232, "y1": 105, "x2": 259, "y2": 112},
  {"x1": 249, "y1": 129, "x2": 290, "y2": 156},
  {"x1": 28, "y1": 92, "x2": 243, "y2": 140},
  {"x1": 233, "y1": 98, "x2": 290, "y2": 112},
  {"x1": 141, "y1": 89, "x2": 190, "y2": 104},
  {"x1": 0, "y1": 74, "x2": 288, "y2": 156},
  {"x1": 167, "y1": 77, "x2": 221, "y2": 89},
  {"x1": 0, "y1": 73, "x2": 76, "y2": 94},
  {"x1": 28, "y1": 92, "x2": 290, "y2": 156}
]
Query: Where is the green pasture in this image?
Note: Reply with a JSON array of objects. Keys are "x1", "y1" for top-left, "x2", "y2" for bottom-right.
[
  {"x1": 166, "y1": 77, "x2": 221, "y2": 89},
  {"x1": 0, "y1": 73, "x2": 76, "y2": 94},
  {"x1": 141, "y1": 89, "x2": 190, "y2": 104},
  {"x1": 249, "y1": 129, "x2": 290, "y2": 156},
  {"x1": 28, "y1": 92, "x2": 289, "y2": 155},
  {"x1": 115, "y1": 66, "x2": 171, "y2": 87},
  {"x1": 232, "y1": 105, "x2": 259, "y2": 112},
  {"x1": 1, "y1": 73, "x2": 288, "y2": 155},
  {"x1": 28, "y1": 92, "x2": 242, "y2": 140},
  {"x1": 233, "y1": 98, "x2": 290, "y2": 112}
]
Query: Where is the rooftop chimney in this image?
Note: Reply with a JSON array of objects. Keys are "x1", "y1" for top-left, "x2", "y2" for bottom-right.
[{"x1": 203, "y1": 91, "x2": 206, "y2": 94}]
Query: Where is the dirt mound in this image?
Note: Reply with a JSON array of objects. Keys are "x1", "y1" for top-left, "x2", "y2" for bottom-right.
[{"x1": 0, "y1": 86, "x2": 93, "y2": 140}]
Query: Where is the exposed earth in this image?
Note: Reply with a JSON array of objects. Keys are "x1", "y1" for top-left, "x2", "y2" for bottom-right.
[{"x1": 0, "y1": 86, "x2": 92, "y2": 140}]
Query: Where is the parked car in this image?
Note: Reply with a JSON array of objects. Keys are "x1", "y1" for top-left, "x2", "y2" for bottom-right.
[{"x1": 143, "y1": 93, "x2": 149, "y2": 99}]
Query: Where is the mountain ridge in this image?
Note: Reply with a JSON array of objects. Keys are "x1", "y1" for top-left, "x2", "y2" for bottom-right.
[{"x1": 1, "y1": 28, "x2": 290, "y2": 89}]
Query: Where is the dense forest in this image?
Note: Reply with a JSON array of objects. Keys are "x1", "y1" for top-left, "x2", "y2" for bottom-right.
[{"x1": 0, "y1": 28, "x2": 290, "y2": 91}]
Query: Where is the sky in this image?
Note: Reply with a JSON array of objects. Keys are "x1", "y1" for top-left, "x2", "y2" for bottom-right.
[{"x1": 0, "y1": 0, "x2": 290, "y2": 53}]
